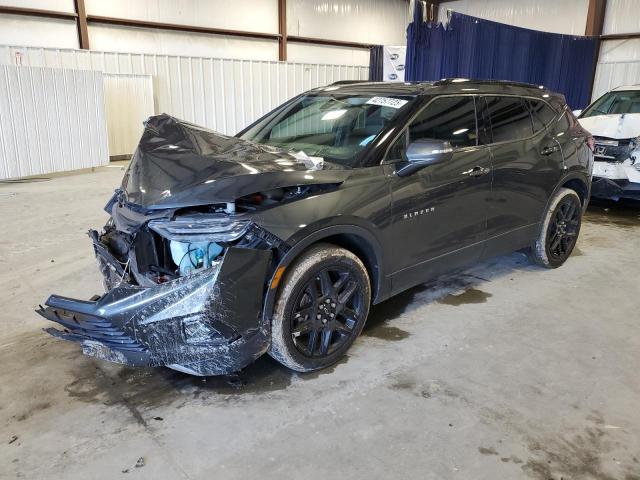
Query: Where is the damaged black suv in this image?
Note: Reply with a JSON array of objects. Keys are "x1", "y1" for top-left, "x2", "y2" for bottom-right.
[{"x1": 40, "y1": 80, "x2": 593, "y2": 376}]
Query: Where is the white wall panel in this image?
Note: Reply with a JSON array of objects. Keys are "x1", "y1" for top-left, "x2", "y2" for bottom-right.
[
  {"x1": 0, "y1": 46, "x2": 369, "y2": 136},
  {"x1": 436, "y1": 0, "x2": 589, "y2": 35},
  {"x1": 103, "y1": 74, "x2": 155, "y2": 156},
  {"x1": 0, "y1": 0, "x2": 74, "y2": 11},
  {"x1": 85, "y1": 0, "x2": 279, "y2": 34},
  {"x1": 599, "y1": 39, "x2": 640, "y2": 63},
  {"x1": 0, "y1": 15, "x2": 78, "y2": 49},
  {"x1": 88, "y1": 24, "x2": 279, "y2": 60},
  {"x1": 287, "y1": 0, "x2": 410, "y2": 44},
  {"x1": 603, "y1": 0, "x2": 640, "y2": 35},
  {"x1": 0, "y1": 65, "x2": 108, "y2": 179},
  {"x1": 287, "y1": 42, "x2": 370, "y2": 66},
  {"x1": 593, "y1": 39, "x2": 640, "y2": 101}
]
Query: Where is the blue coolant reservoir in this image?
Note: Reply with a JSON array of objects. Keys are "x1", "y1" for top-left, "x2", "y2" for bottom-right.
[{"x1": 169, "y1": 241, "x2": 223, "y2": 276}]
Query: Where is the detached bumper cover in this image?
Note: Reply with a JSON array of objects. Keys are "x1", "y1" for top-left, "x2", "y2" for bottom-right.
[{"x1": 38, "y1": 247, "x2": 272, "y2": 375}]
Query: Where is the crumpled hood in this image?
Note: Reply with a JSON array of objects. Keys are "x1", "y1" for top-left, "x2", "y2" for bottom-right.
[
  {"x1": 578, "y1": 113, "x2": 640, "y2": 140},
  {"x1": 122, "y1": 114, "x2": 350, "y2": 209}
]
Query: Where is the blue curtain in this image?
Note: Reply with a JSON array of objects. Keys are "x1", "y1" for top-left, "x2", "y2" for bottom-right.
[
  {"x1": 369, "y1": 46, "x2": 384, "y2": 81},
  {"x1": 406, "y1": 8, "x2": 598, "y2": 109}
]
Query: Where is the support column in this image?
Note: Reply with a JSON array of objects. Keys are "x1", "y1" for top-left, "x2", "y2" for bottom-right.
[{"x1": 74, "y1": 0, "x2": 89, "y2": 50}]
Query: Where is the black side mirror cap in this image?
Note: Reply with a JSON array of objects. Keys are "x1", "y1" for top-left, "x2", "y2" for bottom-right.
[{"x1": 395, "y1": 139, "x2": 454, "y2": 177}]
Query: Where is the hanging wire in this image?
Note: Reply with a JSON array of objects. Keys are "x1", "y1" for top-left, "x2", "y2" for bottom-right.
[{"x1": 118, "y1": 259, "x2": 131, "y2": 286}]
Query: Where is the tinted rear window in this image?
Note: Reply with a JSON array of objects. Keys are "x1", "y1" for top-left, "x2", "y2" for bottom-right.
[{"x1": 485, "y1": 96, "x2": 533, "y2": 143}]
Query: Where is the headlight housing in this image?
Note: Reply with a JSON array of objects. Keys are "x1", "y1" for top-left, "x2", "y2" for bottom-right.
[{"x1": 148, "y1": 215, "x2": 250, "y2": 243}]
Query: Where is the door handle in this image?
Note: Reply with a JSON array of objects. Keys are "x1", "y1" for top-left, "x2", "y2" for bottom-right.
[
  {"x1": 541, "y1": 145, "x2": 559, "y2": 156},
  {"x1": 464, "y1": 166, "x2": 490, "y2": 177}
]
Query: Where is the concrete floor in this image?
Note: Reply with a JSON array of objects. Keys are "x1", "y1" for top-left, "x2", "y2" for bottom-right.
[{"x1": 1, "y1": 165, "x2": 639, "y2": 480}]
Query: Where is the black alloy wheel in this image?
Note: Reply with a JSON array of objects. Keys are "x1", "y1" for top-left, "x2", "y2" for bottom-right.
[
  {"x1": 290, "y1": 266, "x2": 365, "y2": 358},
  {"x1": 269, "y1": 243, "x2": 371, "y2": 372},
  {"x1": 546, "y1": 195, "x2": 581, "y2": 261}
]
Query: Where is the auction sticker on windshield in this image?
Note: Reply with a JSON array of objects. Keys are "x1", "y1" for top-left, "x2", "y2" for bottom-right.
[{"x1": 366, "y1": 97, "x2": 409, "y2": 109}]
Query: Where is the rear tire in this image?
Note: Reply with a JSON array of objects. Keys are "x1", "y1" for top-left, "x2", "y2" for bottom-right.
[
  {"x1": 269, "y1": 243, "x2": 371, "y2": 372},
  {"x1": 529, "y1": 187, "x2": 582, "y2": 268}
]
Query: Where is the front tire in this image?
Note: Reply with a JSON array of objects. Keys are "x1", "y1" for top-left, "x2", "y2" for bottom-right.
[
  {"x1": 529, "y1": 187, "x2": 582, "y2": 268},
  {"x1": 269, "y1": 243, "x2": 371, "y2": 372}
]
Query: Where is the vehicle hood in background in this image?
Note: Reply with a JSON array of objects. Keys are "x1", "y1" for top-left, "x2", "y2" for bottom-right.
[
  {"x1": 578, "y1": 113, "x2": 640, "y2": 140},
  {"x1": 122, "y1": 114, "x2": 350, "y2": 209}
]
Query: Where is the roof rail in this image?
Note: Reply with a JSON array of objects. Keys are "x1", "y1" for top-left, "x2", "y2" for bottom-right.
[
  {"x1": 435, "y1": 78, "x2": 546, "y2": 90},
  {"x1": 329, "y1": 80, "x2": 368, "y2": 86}
]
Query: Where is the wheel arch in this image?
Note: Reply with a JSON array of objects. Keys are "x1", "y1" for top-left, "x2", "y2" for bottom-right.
[
  {"x1": 561, "y1": 177, "x2": 589, "y2": 208},
  {"x1": 541, "y1": 172, "x2": 590, "y2": 225},
  {"x1": 261, "y1": 225, "x2": 387, "y2": 325}
]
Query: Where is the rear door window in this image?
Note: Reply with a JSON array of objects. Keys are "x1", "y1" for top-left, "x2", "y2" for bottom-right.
[
  {"x1": 553, "y1": 111, "x2": 571, "y2": 137},
  {"x1": 527, "y1": 99, "x2": 558, "y2": 132},
  {"x1": 484, "y1": 96, "x2": 534, "y2": 143},
  {"x1": 408, "y1": 96, "x2": 478, "y2": 149}
]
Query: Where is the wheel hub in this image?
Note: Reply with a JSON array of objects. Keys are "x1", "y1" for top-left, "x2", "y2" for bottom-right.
[
  {"x1": 318, "y1": 297, "x2": 337, "y2": 326},
  {"x1": 557, "y1": 220, "x2": 567, "y2": 236}
]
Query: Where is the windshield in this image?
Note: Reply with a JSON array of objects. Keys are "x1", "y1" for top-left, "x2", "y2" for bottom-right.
[
  {"x1": 582, "y1": 90, "x2": 640, "y2": 118},
  {"x1": 239, "y1": 92, "x2": 415, "y2": 167}
]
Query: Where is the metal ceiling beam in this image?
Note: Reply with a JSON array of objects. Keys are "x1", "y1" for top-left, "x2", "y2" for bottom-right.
[
  {"x1": 86, "y1": 15, "x2": 281, "y2": 41},
  {"x1": 287, "y1": 35, "x2": 374, "y2": 50},
  {"x1": 0, "y1": 6, "x2": 77, "y2": 20},
  {"x1": 600, "y1": 32, "x2": 640, "y2": 40}
]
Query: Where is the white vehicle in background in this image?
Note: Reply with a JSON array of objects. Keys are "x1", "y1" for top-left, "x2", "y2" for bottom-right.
[{"x1": 576, "y1": 85, "x2": 640, "y2": 200}]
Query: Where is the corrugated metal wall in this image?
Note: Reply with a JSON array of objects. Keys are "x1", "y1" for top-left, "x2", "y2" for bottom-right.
[
  {"x1": 592, "y1": 55, "x2": 640, "y2": 102},
  {"x1": 0, "y1": 65, "x2": 108, "y2": 180},
  {"x1": 103, "y1": 73, "x2": 155, "y2": 156},
  {"x1": 0, "y1": 46, "x2": 369, "y2": 136},
  {"x1": 592, "y1": 0, "x2": 640, "y2": 102}
]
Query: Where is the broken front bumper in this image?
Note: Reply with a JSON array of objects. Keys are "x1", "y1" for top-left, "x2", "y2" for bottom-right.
[
  {"x1": 591, "y1": 160, "x2": 640, "y2": 200},
  {"x1": 38, "y1": 247, "x2": 272, "y2": 376}
]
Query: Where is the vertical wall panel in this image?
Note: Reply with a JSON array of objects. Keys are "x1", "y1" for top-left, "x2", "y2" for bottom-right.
[
  {"x1": 88, "y1": 24, "x2": 280, "y2": 60},
  {"x1": 602, "y1": 0, "x2": 640, "y2": 35},
  {"x1": 84, "y1": 0, "x2": 279, "y2": 34},
  {"x1": 0, "y1": 16, "x2": 78, "y2": 49},
  {"x1": 0, "y1": 65, "x2": 108, "y2": 180},
  {"x1": 592, "y1": 39, "x2": 640, "y2": 101},
  {"x1": 103, "y1": 74, "x2": 155, "y2": 156},
  {"x1": 0, "y1": 0, "x2": 74, "y2": 11},
  {"x1": 0, "y1": 46, "x2": 368, "y2": 136},
  {"x1": 287, "y1": 0, "x2": 410, "y2": 44}
]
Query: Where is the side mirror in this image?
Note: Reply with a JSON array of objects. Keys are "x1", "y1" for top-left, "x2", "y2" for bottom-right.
[
  {"x1": 572, "y1": 109, "x2": 582, "y2": 117},
  {"x1": 395, "y1": 139, "x2": 453, "y2": 177}
]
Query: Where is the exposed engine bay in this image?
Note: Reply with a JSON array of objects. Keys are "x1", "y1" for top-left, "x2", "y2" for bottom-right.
[{"x1": 96, "y1": 185, "x2": 327, "y2": 289}]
